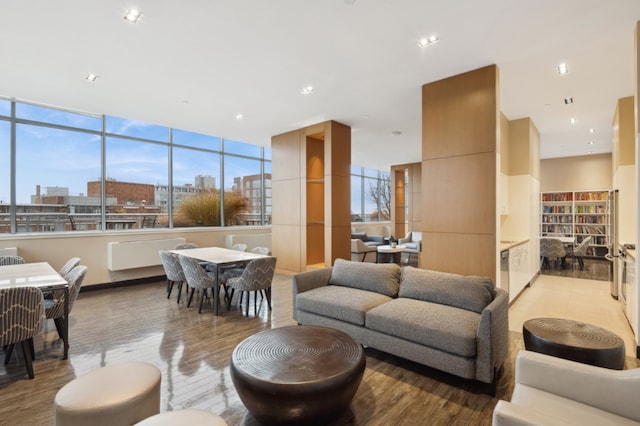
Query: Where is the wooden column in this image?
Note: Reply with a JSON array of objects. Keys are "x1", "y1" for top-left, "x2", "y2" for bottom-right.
[
  {"x1": 421, "y1": 65, "x2": 499, "y2": 280},
  {"x1": 271, "y1": 120, "x2": 351, "y2": 272}
]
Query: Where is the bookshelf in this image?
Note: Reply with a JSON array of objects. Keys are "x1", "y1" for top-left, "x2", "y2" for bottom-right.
[{"x1": 541, "y1": 190, "x2": 610, "y2": 257}]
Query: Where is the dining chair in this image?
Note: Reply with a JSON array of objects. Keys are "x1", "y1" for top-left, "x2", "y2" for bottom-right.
[
  {"x1": 159, "y1": 251, "x2": 187, "y2": 302},
  {"x1": 225, "y1": 256, "x2": 276, "y2": 315},
  {"x1": 45, "y1": 265, "x2": 88, "y2": 344},
  {"x1": 178, "y1": 255, "x2": 220, "y2": 314},
  {"x1": 251, "y1": 246, "x2": 270, "y2": 255},
  {"x1": 174, "y1": 242, "x2": 198, "y2": 250},
  {"x1": 568, "y1": 236, "x2": 592, "y2": 270},
  {"x1": 0, "y1": 255, "x2": 26, "y2": 266},
  {"x1": 214, "y1": 243, "x2": 250, "y2": 279},
  {"x1": 58, "y1": 257, "x2": 81, "y2": 280},
  {"x1": 0, "y1": 286, "x2": 45, "y2": 379},
  {"x1": 540, "y1": 238, "x2": 567, "y2": 270}
]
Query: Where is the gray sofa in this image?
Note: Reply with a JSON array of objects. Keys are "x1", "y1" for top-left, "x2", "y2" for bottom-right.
[
  {"x1": 351, "y1": 232, "x2": 384, "y2": 247},
  {"x1": 292, "y1": 259, "x2": 509, "y2": 386}
]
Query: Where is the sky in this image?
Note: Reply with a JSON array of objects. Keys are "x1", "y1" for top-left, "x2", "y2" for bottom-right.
[{"x1": 1, "y1": 98, "x2": 381, "y2": 215}]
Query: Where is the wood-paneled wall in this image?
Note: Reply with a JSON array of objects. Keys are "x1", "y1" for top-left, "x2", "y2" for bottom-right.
[{"x1": 421, "y1": 65, "x2": 499, "y2": 279}]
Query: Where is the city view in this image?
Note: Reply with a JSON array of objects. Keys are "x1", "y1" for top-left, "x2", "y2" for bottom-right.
[{"x1": 0, "y1": 98, "x2": 388, "y2": 233}]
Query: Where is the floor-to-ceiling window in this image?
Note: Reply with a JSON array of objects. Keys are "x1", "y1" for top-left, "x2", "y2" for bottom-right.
[
  {"x1": 350, "y1": 166, "x2": 390, "y2": 223},
  {"x1": 0, "y1": 98, "x2": 271, "y2": 234}
]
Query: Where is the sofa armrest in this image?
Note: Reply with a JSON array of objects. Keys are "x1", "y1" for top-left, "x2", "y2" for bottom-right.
[
  {"x1": 514, "y1": 350, "x2": 640, "y2": 422},
  {"x1": 492, "y1": 400, "x2": 572, "y2": 426},
  {"x1": 292, "y1": 267, "x2": 332, "y2": 321},
  {"x1": 475, "y1": 288, "x2": 509, "y2": 383}
]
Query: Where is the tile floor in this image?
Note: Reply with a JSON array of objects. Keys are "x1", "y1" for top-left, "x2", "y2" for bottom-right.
[{"x1": 509, "y1": 272, "x2": 636, "y2": 357}]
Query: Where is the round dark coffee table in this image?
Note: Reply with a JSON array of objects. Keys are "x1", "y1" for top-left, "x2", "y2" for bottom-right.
[
  {"x1": 523, "y1": 318, "x2": 625, "y2": 370},
  {"x1": 230, "y1": 325, "x2": 365, "y2": 425}
]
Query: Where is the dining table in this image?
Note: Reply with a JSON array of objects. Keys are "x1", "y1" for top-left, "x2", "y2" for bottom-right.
[
  {"x1": 0, "y1": 262, "x2": 70, "y2": 359},
  {"x1": 170, "y1": 247, "x2": 268, "y2": 315}
]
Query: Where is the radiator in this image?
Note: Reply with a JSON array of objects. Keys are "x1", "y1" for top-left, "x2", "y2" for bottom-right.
[
  {"x1": 0, "y1": 247, "x2": 18, "y2": 256},
  {"x1": 107, "y1": 238, "x2": 186, "y2": 271}
]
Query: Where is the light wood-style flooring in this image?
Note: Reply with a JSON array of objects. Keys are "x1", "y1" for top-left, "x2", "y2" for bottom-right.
[{"x1": 1, "y1": 272, "x2": 637, "y2": 425}]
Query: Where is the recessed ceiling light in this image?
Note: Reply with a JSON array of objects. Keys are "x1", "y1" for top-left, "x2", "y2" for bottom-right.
[
  {"x1": 300, "y1": 85, "x2": 314, "y2": 95},
  {"x1": 417, "y1": 35, "x2": 439, "y2": 48},
  {"x1": 235, "y1": 114, "x2": 244, "y2": 120},
  {"x1": 569, "y1": 118, "x2": 576, "y2": 124},
  {"x1": 556, "y1": 63, "x2": 569, "y2": 75},
  {"x1": 564, "y1": 97, "x2": 573, "y2": 104},
  {"x1": 391, "y1": 131, "x2": 402, "y2": 136},
  {"x1": 588, "y1": 141, "x2": 595, "y2": 145},
  {"x1": 85, "y1": 74, "x2": 98, "y2": 82},
  {"x1": 588, "y1": 128, "x2": 595, "y2": 133},
  {"x1": 124, "y1": 9, "x2": 142, "y2": 23}
]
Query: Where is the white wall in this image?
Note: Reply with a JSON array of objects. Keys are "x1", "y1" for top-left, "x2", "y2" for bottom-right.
[
  {"x1": 541, "y1": 154, "x2": 612, "y2": 192},
  {"x1": 0, "y1": 227, "x2": 271, "y2": 288}
]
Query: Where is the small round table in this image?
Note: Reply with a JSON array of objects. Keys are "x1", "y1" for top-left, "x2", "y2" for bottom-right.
[
  {"x1": 376, "y1": 244, "x2": 406, "y2": 264},
  {"x1": 231, "y1": 325, "x2": 366, "y2": 425},
  {"x1": 523, "y1": 318, "x2": 625, "y2": 370}
]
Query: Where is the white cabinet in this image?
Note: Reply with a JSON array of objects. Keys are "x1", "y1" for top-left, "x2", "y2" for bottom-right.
[
  {"x1": 508, "y1": 242, "x2": 530, "y2": 303},
  {"x1": 626, "y1": 251, "x2": 637, "y2": 337}
]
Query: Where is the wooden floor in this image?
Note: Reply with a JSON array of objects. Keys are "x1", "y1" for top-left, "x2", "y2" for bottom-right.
[{"x1": 1, "y1": 272, "x2": 638, "y2": 425}]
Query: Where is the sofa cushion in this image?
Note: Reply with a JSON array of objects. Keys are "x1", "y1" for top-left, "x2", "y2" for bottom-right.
[
  {"x1": 297, "y1": 285, "x2": 392, "y2": 326},
  {"x1": 330, "y1": 258, "x2": 401, "y2": 297},
  {"x1": 399, "y1": 267, "x2": 495, "y2": 314},
  {"x1": 366, "y1": 298, "x2": 480, "y2": 357}
]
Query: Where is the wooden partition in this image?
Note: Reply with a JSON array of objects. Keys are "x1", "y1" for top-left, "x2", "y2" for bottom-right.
[
  {"x1": 390, "y1": 162, "x2": 421, "y2": 240},
  {"x1": 421, "y1": 65, "x2": 499, "y2": 280},
  {"x1": 271, "y1": 121, "x2": 351, "y2": 272}
]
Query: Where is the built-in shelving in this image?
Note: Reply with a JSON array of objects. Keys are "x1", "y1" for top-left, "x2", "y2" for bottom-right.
[{"x1": 541, "y1": 190, "x2": 610, "y2": 257}]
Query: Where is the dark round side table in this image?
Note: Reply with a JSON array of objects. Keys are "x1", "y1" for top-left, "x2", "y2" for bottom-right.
[
  {"x1": 230, "y1": 325, "x2": 366, "y2": 425},
  {"x1": 523, "y1": 318, "x2": 626, "y2": 370}
]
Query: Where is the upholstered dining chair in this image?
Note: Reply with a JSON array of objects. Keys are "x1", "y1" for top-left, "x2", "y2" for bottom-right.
[
  {"x1": 159, "y1": 251, "x2": 186, "y2": 302},
  {"x1": 58, "y1": 257, "x2": 81, "y2": 280},
  {"x1": 174, "y1": 242, "x2": 198, "y2": 250},
  {"x1": 251, "y1": 246, "x2": 270, "y2": 255},
  {"x1": 225, "y1": 256, "x2": 276, "y2": 315},
  {"x1": 568, "y1": 236, "x2": 592, "y2": 270},
  {"x1": 540, "y1": 238, "x2": 567, "y2": 270},
  {"x1": 45, "y1": 265, "x2": 88, "y2": 344},
  {"x1": 0, "y1": 255, "x2": 25, "y2": 266},
  {"x1": 1, "y1": 286, "x2": 45, "y2": 379},
  {"x1": 546, "y1": 232, "x2": 566, "y2": 238},
  {"x1": 178, "y1": 255, "x2": 220, "y2": 314},
  {"x1": 213, "y1": 243, "x2": 250, "y2": 279}
]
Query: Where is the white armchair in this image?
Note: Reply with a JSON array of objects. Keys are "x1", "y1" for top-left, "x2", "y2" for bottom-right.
[
  {"x1": 398, "y1": 231, "x2": 422, "y2": 264},
  {"x1": 493, "y1": 350, "x2": 640, "y2": 425},
  {"x1": 351, "y1": 239, "x2": 377, "y2": 262}
]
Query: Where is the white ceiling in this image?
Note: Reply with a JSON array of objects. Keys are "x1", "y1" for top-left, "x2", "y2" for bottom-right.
[{"x1": 1, "y1": 0, "x2": 639, "y2": 170}]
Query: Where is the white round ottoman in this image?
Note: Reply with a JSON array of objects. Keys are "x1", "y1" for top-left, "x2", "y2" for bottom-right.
[
  {"x1": 134, "y1": 408, "x2": 228, "y2": 425},
  {"x1": 54, "y1": 362, "x2": 161, "y2": 426}
]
